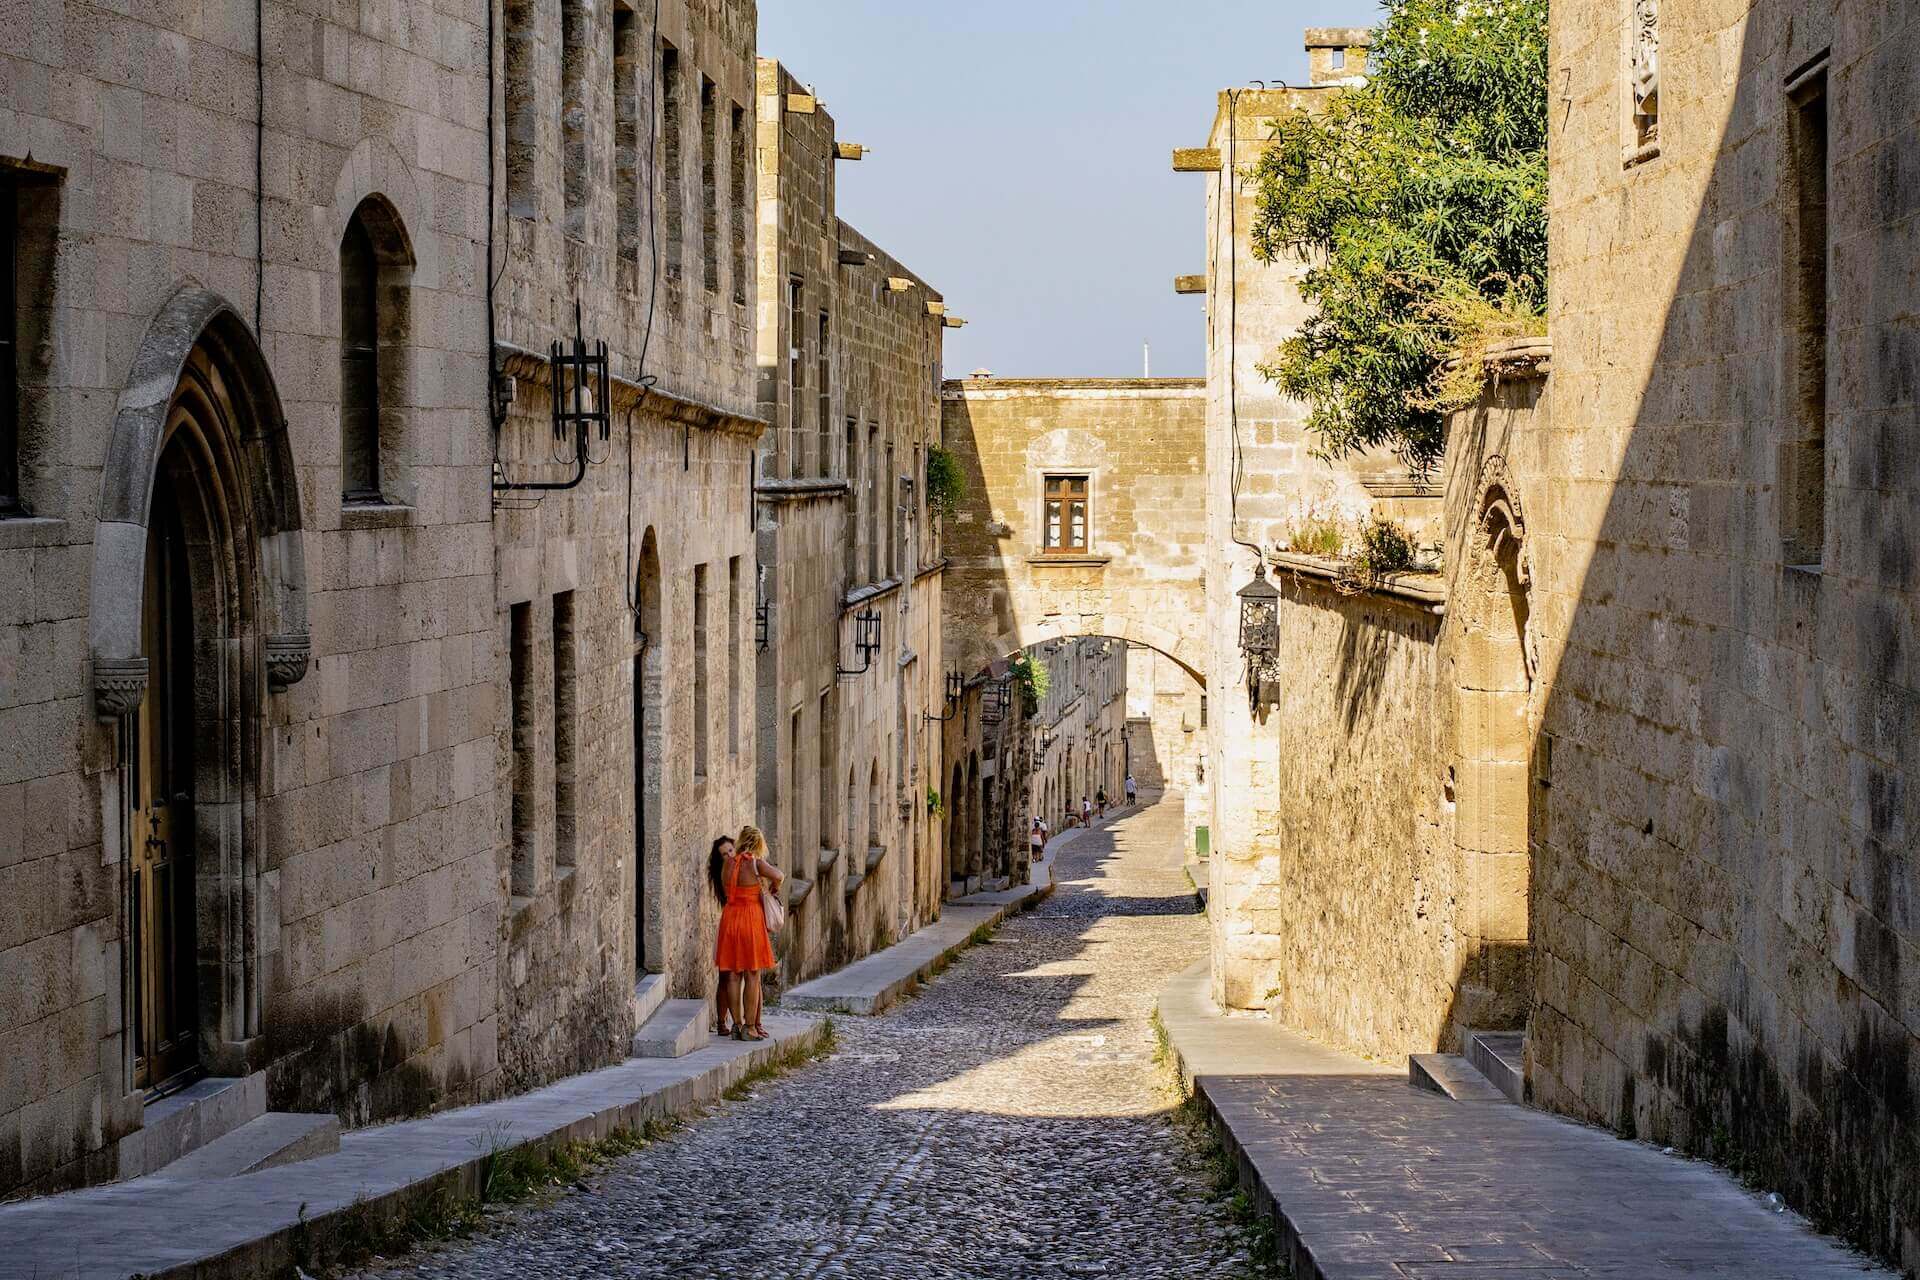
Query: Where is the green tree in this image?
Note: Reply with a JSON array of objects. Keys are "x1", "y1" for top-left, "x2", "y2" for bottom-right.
[{"x1": 1249, "y1": 0, "x2": 1547, "y2": 473}]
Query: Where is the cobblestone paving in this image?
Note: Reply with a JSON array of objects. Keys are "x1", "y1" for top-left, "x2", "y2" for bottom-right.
[{"x1": 362, "y1": 800, "x2": 1262, "y2": 1279}]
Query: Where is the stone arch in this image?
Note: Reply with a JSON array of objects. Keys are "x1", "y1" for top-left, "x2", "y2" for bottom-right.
[
  {"x1": 327, "y1": 137, "x2": 437, "y2": 288},
  {"x1": 634, "y1": 526, "x2": 665, "y2": 974},
  {"x1": 90, "y1": 285, "x2": 308, "y2": 1078},
  {"x1": 1446, "y1": 457, "x2": 1535, "y2": 1041},
  {"x1": 90, "y1": 285, "x2": 308, "y2": 714},
  {"x1": 336, "y1": 190, "x2": 419, "y2": 508},
  {"x1": 964, "y1": 620, "x2": 1203, "y2": 688},
  {"x1": 965, "y1": 752, "x2": 981, "y2": 879}
]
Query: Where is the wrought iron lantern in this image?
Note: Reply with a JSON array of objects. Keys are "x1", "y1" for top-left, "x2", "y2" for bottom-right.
[
  {"x1": 836, "y1": 607, "x2": 882, "y2": 677},
  {"x1": 982, "y1": 679, "x2": 1011, "y2": 726},
  {"x1": 550, "y1": 299, "x2": 611, "y2": 452},
  {"x1": 1237, "y1": 564, "x2": 1282, "y2": 711},
  {"x1": 926, "y1": 668, "x2": 966, "y2": 722}
]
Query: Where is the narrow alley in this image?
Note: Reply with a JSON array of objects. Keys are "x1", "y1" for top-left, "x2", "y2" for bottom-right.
[{"x1": 357, "y1": 800, "x2": 1256, "y2": 1280}]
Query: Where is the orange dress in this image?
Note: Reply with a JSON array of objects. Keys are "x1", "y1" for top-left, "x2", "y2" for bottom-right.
[{"x1": 714, "y1": 855, "x2": 775, "y2": 972}]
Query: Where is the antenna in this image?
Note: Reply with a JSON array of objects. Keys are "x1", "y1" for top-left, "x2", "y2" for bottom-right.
[{"x1": 1143, "y1": 341, "x2": 1151, "y2": 378}]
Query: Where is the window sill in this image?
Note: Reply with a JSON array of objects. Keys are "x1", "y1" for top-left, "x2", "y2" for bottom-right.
[
  {"x1": 0, "y1": 514, "x2": 68, "y2": 550},
  {"x1": 1025, "y1": 554, "x2": 1111, "y2": 567},
  {"x1": 1785, "y1": 562, "x2": 1824, "y2": 579},
  {"x1": 340, "y1": 501, "x2": 414, "y2": 530},
  {"x1": 1623, "y1": 140, "x2": 1661, "y2": 170}
]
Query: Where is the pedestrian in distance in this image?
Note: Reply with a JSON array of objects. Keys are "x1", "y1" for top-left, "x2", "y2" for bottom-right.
[
  {"x1": 706, "y1": 835, "x2": 738, "y2": 1038},
  {"x1": 1125, "y1": 773, "x2": 1137, "y2": 806},
  {"x1": 1096, "y1": 786, "x2": 1108, "y2": 819},
  {"x1": 715, "y1": 824, "x2": 783, "y2": 1041},
  {"x1": 1082, "y1": 795, "x2": 1093, "y2": 827},
  {"x1": 1030, "y1": 816, "x2": 1046, "y2": 862}
]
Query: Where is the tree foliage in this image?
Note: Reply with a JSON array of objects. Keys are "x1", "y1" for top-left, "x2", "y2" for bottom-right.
[{"x1": 1248, "y1": 0, "x2": 1548, "y2": 473}]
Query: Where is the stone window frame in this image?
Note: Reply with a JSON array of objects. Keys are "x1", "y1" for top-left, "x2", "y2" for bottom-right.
[
  {"x1": 1, "y1": 161, "x2": 58, "y2": 519},
  {"x1": 1780, "y1": 54, "x2": 1831, "y2": 572},
  {"x1": 1039, "y1": 471, "x2": 1094, "y2": 555},
  {"x1": 504, "y1": 0, "x2": 539, "y2": 219},
  {"x1": 337, "y1": 195, "x2": 416, "y2": 511},
  {"x1": 659, "y1": 39, "x2": 684, "y2": 285}
]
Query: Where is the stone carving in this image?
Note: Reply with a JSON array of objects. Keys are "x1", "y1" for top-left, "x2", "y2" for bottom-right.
[
  {"x1": 266, "y1": 633, "x2": 312, "y2": 691},
  {"x1": 1631, "y1": 0, "x2": 1659, "y2": 143},
  {"x1": 93, "y1": 656, "x2": 150, "y2": 721}
]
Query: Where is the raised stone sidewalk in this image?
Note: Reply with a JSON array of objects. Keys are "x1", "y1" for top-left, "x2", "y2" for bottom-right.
[
  {"x1": 781, "y1": 838, "x2": 1059, "y2": 1015},
  {"x1": 1157, "y1": 962, "x2": 1891, "y2": 1279},
  {"x1": 0, "y1": 1014, "x2": 827, "y2": 1280}
]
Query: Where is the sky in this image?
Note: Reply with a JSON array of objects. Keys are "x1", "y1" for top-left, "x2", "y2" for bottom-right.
[{"x1": 757, "y1": 1, "x2": 1379, "y2": 379}]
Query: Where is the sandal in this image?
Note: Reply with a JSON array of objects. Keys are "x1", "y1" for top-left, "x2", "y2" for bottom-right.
[{"x1": 743, "y1": 1026, "x2": 770, "y2": 1042}]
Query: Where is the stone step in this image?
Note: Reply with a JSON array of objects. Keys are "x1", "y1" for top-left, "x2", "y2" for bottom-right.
[
  {"x1": 153, "y1": 1112, "x2": 342, "y2": 1181},
  {"x1": 632, "y1": 971, "x2": 668, "y2": 1030},
  {"x1": 1409, "y1": 1052, "x2": 1510, "y2": 1102},
  {"x1": 1467, "y1": 1029, "x2": 1527, "y2": 1105},
  {"x1": 118, "y1": 1072, "x2": 268, "y2": 1179},
  {"x1": 631, "y1": 998, "x2": 710, "y2": 1058}
]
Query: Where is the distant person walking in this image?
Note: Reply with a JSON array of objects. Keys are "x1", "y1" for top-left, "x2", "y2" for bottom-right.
[
  {"x1": 1030, "y1": 817, "x2": 1046, "y2": 862},
  {"x1": 714, "y1": 825, "x2": 783, "y2": 1041},
  {"x1": 1081, "y1": 795, "x2": 1093, "y2": 827},
  {"x1": 1096, "y1": 787, "x2": 1108, "y2": 819},
  {"x1": 1125, "y1": 774, "x2": 1137, "y2": 805}
]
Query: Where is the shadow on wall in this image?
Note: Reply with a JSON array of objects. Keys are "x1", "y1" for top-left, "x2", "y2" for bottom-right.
[{"x1": 1522, "y1": 5, "x2": 1918, "y2": 1268}]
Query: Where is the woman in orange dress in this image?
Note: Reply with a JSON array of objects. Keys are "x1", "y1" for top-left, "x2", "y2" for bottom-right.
[{"x1": 714, "y1": 824, "x2": 782, "y2": 1040}]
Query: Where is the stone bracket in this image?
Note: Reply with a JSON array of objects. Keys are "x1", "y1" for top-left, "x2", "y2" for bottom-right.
[
  {"x1": 93, "y1": 655, "x2": 150, "y2": 722},
  {"x1": 266, "y1": 633, "x2": 312, "y2": 692}
]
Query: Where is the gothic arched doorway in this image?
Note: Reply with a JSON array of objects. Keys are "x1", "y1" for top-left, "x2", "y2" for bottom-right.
[{"x1": 92, "y1": 289, "x2": 308, "y2": 1095}]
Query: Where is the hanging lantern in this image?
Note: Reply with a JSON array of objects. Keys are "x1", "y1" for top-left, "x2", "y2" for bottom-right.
[{"x1": 1237, "y1": 565, "x2": 1282, "y2": 711}]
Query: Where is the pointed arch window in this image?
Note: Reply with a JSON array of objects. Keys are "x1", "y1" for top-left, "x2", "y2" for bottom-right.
[{"x1": 339, "y1": 198, "x2": 412, "y2": 507}]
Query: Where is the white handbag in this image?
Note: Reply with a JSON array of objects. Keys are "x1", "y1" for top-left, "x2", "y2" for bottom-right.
[{"x1": 761, "y1": 883, "x2": 786, "y2": 934}]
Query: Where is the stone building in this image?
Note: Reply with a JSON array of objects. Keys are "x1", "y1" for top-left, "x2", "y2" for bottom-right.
[
  {"x1": 1024, "y1": 638, "x2": 1130, "y2": 837},
  {"x1": 489, "y1": 0, "x2": 761, "y2": 1091},
  {"x1": 939, "y1": 376, "x2": 1208, "y2": 680},
  {"x1": 1196, "y1": 9, "x2": 1920, "y2": 1272},
  {"x1": 749, "y1": 59, "x2": 951, "y2": 986},
  {"x1": 0, "y1": 0, "x2": 761, "y2": 1197}
]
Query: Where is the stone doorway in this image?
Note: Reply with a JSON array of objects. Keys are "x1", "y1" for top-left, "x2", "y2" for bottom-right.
[
  {"x1": 130, "y1": 451, "x2": 199, "y2": 1092},
  {"x1": 1448, "y1": 468, "x2": 1535, "y2": 1045}
]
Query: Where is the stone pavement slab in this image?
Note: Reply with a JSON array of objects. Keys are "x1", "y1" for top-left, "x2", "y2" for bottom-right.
[
  {"x1": 780, "y1": 846, "x2": 1056, "y2": 1016},
  {"x1": 1158, "y1": 961, "x2": 1891, "y2": 1279},
  {"x1": 0, "y1": 1013, "x2": 826, "y2": 1280}
]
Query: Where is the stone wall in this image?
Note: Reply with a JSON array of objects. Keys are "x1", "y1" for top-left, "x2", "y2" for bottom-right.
[
  {"x1": 750, "y1": 59, "x2": 948, "y2": 987},
  {"x1": 940, "y1": 378, "x2": 1207, "y2": 681},
  {"x1": 0, "y1": 0, "x2": 765, "y2": 1198},
  {"x1": 0, "y1": 0, "x2": 503, "y2": 1196},
  {"x1": 491, "y1": 0, "x2": 760, "y2": 1093},
  {"x1": 1537, "y1": 2, "x2": 1920, "y2": 1266}
]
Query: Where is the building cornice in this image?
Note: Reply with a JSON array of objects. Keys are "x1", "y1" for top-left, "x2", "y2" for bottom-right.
[{"x1": 494, "y1": 342, "x2": 768, "y2": 439}]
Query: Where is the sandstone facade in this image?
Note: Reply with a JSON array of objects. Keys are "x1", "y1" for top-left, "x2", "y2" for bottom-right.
[
  {"x1": 1194, "y1": 10, "x2": 1920, "y2": 1272},
  {"x1": 750, "y1": 60, "x2": 949, "y2": 986},
  {"x1": 1535, "y1": 1, "x2": 1918, "y2": 1264},
  {"x1": 939, "y1": 377, "x2": 1208, "y2": 682}
]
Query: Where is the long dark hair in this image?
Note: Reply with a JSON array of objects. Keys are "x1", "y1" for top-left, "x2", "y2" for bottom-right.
[{"x1": 707, "y1": 836, "x2": 734, "y2": 904}]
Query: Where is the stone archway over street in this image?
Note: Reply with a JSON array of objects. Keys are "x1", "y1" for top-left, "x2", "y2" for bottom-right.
[{"x1": 940, "y1": 377, "x2": 1207, "y2": 683}]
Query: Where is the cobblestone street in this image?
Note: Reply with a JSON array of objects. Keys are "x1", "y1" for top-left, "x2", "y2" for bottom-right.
[{"x1": 360, "y1": 800, "x2": 1257, "y2": 1279}]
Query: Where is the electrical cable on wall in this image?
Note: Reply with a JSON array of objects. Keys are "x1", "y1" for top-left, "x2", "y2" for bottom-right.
[
  {"x1": 625, "y1": 0, "x2": 664, "y2": 620},
  {"x1": 254, "y1": 0, "x2": 264, "y2": 334}
]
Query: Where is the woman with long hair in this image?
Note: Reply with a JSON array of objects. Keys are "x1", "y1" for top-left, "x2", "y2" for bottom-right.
[
  {"x1": 714, "y1": 824, "x2": 783, "y2": 1040},
  {"x1": 707, "y1": 835, "x2": 736, "y2": 1037}
]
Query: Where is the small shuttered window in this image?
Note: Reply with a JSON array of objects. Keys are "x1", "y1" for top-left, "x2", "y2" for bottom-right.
[{"x1": 1042, "y1": 475, "x2": 1089, "y2": 553}]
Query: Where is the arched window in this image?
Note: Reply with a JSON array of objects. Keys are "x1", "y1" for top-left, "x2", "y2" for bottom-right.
[
  {"x1": 867, "y1": 760, "x2": 882, "y2": 853},
  {"x1": 339, "y1": 198, "x2": 411, "y2": 506}
]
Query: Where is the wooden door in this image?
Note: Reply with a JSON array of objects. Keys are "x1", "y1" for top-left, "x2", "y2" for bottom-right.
[{"x1": 130, "y1": 480, "x2": 198, "y2": 1092}]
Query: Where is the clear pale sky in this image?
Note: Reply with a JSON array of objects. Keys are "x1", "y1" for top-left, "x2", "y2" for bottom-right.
[{"x1": 757, "y1": 1, "x2": 1379, "y2": 379}]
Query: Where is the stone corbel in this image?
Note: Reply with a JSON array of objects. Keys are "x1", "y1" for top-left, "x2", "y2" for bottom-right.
[
  {"x1": 93, "y1": 655, "x2": 150, "y2": 722},
  {"x1": 266, "y1": 633, "x2": 312, "y2": 692}
]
